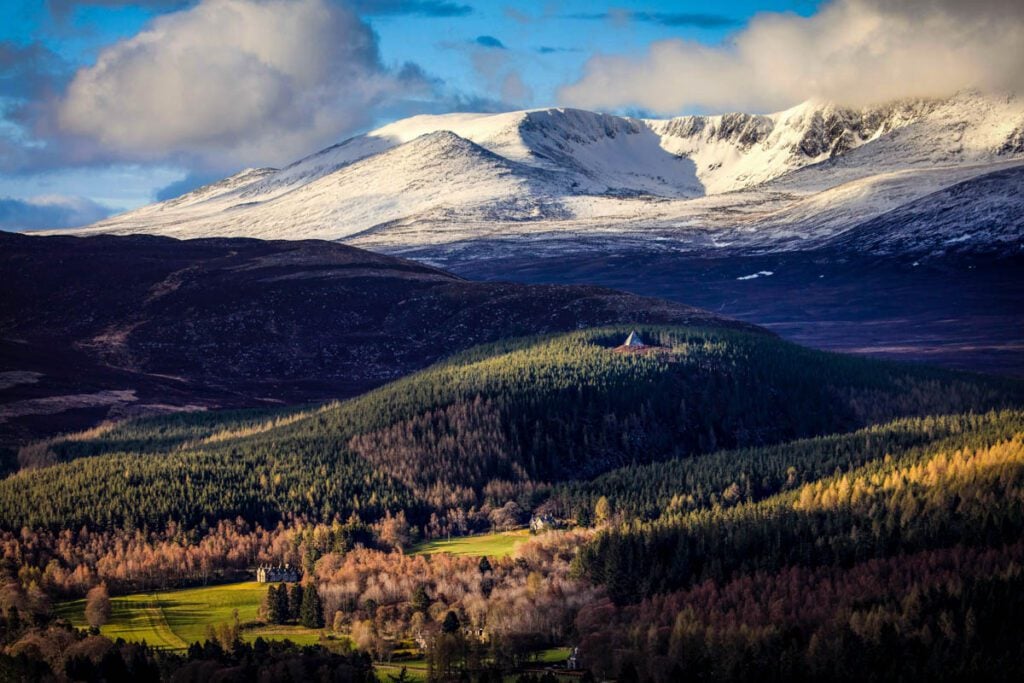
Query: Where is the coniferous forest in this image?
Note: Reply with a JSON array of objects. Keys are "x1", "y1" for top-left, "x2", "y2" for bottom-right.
[{"x1": 2, "y1": 326, "x2": 1023, "y2": 681}]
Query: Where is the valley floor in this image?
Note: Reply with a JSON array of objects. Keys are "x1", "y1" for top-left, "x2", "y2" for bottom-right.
[{"x1": 442, "y1": 249, "x2": 1024, "y2": 377}]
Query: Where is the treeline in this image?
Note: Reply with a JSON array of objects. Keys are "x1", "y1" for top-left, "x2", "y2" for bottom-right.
[
  {"x1": 546, "y1": 411, "x2": 1024, "y2": 522},
  {"x1": 3, "y1": 327, "x2": 1019, "y2": 534},
  {"x1": 16, "y1": 403, "x2": 316, "y2": 470},
  {"x1": 0, "y1": 622, "x2": 374, "y2": 682},
  {"x1": 2, "y1": 516, "x2": 384, "y2": 598},
  {"x1": 574, "y1": 416, "x2": 1024, "y2": 602},
  {"x1": 576, "y1": 542, "x2": 1024, "y2": 682}
]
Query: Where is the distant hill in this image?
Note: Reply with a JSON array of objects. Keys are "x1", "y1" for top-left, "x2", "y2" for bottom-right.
[{"x1": 0, "y1": 232, "x2": 744, "y2": 456}]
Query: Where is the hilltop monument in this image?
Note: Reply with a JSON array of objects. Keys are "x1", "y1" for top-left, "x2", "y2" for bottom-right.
[{"x1": 623, "y1": 330, "x2": 645, "y2": 348}]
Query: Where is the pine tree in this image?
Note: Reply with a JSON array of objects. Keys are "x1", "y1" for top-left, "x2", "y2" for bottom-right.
[
  {"x1": 275, "y1": 585, "x2": 289, "y2": 624},
  {"x1": 265, "y1": 585, "x2": 281, "y2": 624},
  {"x1": 442, "y1": 610, "x2": 460, "y2": 634},
  {"x1": 288, "y1": 583, "x2": 304, "y2": 622},
  {"x1": 300, "y1": 583, "x2": 324, "y2": 628}
]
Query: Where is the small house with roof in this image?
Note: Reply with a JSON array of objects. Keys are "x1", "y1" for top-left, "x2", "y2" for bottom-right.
[{"x1": 529, "y1": 513, "x2": 560, "y2": 533}]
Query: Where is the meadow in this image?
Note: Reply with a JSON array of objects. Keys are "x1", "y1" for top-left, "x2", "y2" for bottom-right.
[
  {"x1": 55, "y1": 581, "x2": 323, "y2": 650},
  {"x1": 409, "y1": 529, "x2": 530, "y2": 557}
]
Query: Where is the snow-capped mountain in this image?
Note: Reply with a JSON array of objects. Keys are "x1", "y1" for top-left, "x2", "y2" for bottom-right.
[
  {"x1": 71, "y1": 91, "x2": 1024, "y2": 258},
  {"x1": 829, "y1": 165, "x2": 1024, "y2": 257}
]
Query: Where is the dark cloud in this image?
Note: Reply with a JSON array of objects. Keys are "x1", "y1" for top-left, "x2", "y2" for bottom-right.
[
  {"x1": 45, "y1": 0, "x2": 475, "y2": 19},
  {"x1": 537, "y1": 46, "x2": 581, "y2": 54},
  {"x1": 0, "y1": 195, "x2": 112, "y2": 231},
  {"x1": 0, "y1": 42, "x2": 69, "y2": 99},
  {"x1": 352, "y1": 0, "x2": 472, "y2": 16},
  {"x1": 45, "y1": 0, "x2": 193, "y2": 19},
  {"x1": 630, "y1": 11, "x2": 739, "y2": 28},
  {"x1": 0, "y1": 42, "x2": 79, "y2": 174},
  {"x1": 475, "y1": 35, "x2": 506, "y2": 49},
  {"x1": 567, "y1": 10, "x2": 738, "y2": 28}
]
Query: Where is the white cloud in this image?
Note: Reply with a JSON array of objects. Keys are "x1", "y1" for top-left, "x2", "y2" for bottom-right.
[
  {"x1": 559, "y1": 0, "x2": 1024, "y2": 114},
  {"x1": 57, "y1": 0, "x2": 431, "y2": 168}
]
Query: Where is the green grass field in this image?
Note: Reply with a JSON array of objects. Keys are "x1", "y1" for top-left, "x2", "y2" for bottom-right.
[
  {"x1": 531, "y1": 647, "x2": 571, "y2": 664},
  {"x1": 410, "y1": 529, "x2": 530, "y2": 557},
  {"x1": 56, "y1": 581, "x2": 322, "y2": 650},
  {"x1": 375, "y1": 659, "x2": 428, "y2": 682}
]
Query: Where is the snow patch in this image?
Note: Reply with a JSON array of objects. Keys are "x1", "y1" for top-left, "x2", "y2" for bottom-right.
[{"x1": 737, "y1": 271, "x2": 775, "y2": 281}]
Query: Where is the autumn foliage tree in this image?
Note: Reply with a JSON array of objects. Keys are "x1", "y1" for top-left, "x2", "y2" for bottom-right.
[{"x1": 84, "y1": 582, "x2": 110, "y2": 628}]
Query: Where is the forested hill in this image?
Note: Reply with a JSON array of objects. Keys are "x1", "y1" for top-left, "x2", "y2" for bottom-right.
[
  {"x1": 569, "y1": 408, "x2": 1024, "y2": 681},
  {"x1": 0, "y1": 231, "x2": 745, "y2": 457},
  {"x1": 2, "y1": 326, "x2": 1020, "y2": 533}
]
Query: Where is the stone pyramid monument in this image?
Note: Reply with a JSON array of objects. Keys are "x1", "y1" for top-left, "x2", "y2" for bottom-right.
[{"x1": 623, "y1": 330, "x2": 645, "y2": 348}]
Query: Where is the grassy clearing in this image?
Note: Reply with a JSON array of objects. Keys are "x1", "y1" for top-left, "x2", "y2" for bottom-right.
[
  {"x1": 531, "y1": 647, "x2": 571, "y2": 664},
  {"x1": 241, "y1": 624, "x2": 324, "y2": 647},
  {"x1": 56, "y1": 581, "x2": 321, "y2": 650},
  {"x1": 410, "y1": 529, "x2": 530, "y2": 557},
  {"x1": 375, "y1": 659, "x2": 428, "y2": 682}
]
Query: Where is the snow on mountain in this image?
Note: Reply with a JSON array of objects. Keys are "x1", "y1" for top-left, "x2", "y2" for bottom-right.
[
  {"x1": 651, "y1": 91, "x2": 1024, "y2": 194},
  {"x1": 826, "y1": 165, "x2": 1024, "y2": 258},
  {"x1": 72, "y1": 91, "x2": 1024, "y2": 257},
  {"x1": 90, "y1": 131, "x2": 572, "y2": 241}
]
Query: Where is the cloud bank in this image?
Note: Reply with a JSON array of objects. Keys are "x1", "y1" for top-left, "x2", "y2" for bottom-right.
[
  {"x1": 559, "y1": 0, "x2": 1024, "y2": 114},
  {"x1": 57, "y1": 0, "x2": 433, "y2": 168},
  {"x1": 0, "y1": 194, "x2": 112, "y2": 230},
  {"x1": 351, "y1": 0, "x2": 471, "y2": 16}
]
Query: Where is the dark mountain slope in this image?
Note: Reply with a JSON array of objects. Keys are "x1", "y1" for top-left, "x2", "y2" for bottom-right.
[{"x1": 0, "y1": 232, "x2": 745, "y2": 454}]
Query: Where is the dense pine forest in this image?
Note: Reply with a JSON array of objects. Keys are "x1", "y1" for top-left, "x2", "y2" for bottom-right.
[
  {"x1": 2, "y1": 327, "x2": 1019, "y2": 532},
  {"x1": 2, "y1": 326, "x2": 1023, "y2": 681}
]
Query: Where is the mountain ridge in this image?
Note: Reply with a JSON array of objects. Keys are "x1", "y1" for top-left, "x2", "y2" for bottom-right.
[{"x1": 64, "y1": 91, "x2": 1024, "y2": 258}]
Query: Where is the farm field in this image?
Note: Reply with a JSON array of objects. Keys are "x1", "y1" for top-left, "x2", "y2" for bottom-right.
[
  {"x1": 55, "y1": 581, "x2": 322, "y2": 650},
  {"x1": 410, "y1": 529, "x2": 531, "y2": 557}
]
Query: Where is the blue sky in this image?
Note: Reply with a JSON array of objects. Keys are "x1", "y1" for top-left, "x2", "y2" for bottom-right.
[
  {"x1": 0, "y1": 0, "x2": 1016, "y2": 229},
  {"x1": 368, "y1": 1, "x2": 820, "y2": 108}
]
